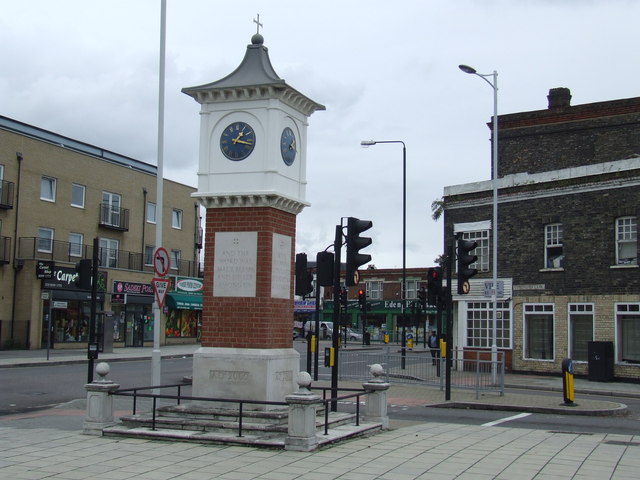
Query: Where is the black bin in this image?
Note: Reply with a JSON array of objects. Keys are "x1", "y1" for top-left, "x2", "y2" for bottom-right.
[{"x1": 587, "y1": 341, "x2": 614, "y2": 382}]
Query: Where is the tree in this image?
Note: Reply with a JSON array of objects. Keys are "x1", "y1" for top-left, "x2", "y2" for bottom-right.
[{"x1": 431, "y1": 198, "x2": 444, "y2": 221}]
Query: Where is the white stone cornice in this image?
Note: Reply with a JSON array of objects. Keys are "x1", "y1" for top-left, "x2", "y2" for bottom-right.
[{"x1": 193, "y1": 192, "x2": 309, "y2": 214}]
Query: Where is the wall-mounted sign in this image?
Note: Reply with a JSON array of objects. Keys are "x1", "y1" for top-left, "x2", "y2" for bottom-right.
[
  {"x1": 36, "y1": 261, "x2": 55, "y2": 279},
  {"x1": 175, "y1": 277, "x2": 204, "y2": 293}
]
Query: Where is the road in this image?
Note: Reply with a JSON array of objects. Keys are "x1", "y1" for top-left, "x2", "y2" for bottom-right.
[{"x1": 2, "y1": 354, "x2": 640, "y2": 437}]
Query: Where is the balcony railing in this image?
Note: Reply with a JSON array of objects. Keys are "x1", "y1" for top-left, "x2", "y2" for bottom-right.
[
  {"x1": 0, "y1": 236, "x2": 10, "y2": 264},
  {"x1": 17, "y1": 237, "x2": 202, "y2": 277},
  {"x1": 0, "y1": 179, "x2": 15, "y2": 209},
  {"x1": 99, "y1": 203, "x2": 129, "y2": 231}
]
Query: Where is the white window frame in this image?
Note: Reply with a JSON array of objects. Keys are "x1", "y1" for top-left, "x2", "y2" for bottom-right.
[
  {"x1": 172, "y1": 209, "x2": 183, "y2": 229},
  {"x1": 465, "y1": 301, "x2": 512, "y2": 349},
  {"x1": 616, "y1": 216, "x2": 637, "y2": 265},
  {"x1": 405, "y1": 279, "x2": 420, "y2": 300},
  {"x1": 171, "y1": 250, "x2": 181, "y2": 270},
  {"x1": 99, "y1": 237, "x2": 119, "y2": 268},
  {"x1": 568, "y1": 303, "x2": 594, "y2": 362},
  {"x1": 144, "y1": 245, "x2": 154, "y2": 266},
  {"x1": 68, "y1": 232, "x2": 84, "y2": 258},
  {"x1": 102, "y1": 191, "x2": 122, "y2": 227},
  {"x1": 616, "y1": 303, "x2": 640, "y2": 363},
  {"x1": 40, "y1": 176, "x2": 56, "y2": 202},
  {"x1": 523, "y1": 303, "x2": 555, "y2": 361},
  {"x1": 38, "y1": 227, "x2": 54, "y2": 253},
  {"x1": 147, "y1": 202, "x2": 157, "y2": 224},
  {"x1": 366, "y1": 280, "x2": 383, "y2": 300},
  {"x1": 544, "y1": 223, "x2": 564, "y2": 269},
  {"x1": 71, "y1": 183, "x2": 85, "y2": 208}
]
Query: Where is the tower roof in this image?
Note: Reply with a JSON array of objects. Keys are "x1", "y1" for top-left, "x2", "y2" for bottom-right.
[{"x1": 182, "y1": 34, "x2": 325, "y2": 116}]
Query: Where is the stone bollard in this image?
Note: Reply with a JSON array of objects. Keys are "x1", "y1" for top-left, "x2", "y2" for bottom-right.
[
  {"x1": 83, "y1": 362, "x2": 120, "y2": 435},
  {"x1": 362, "y1": 363, "x2": 390, "y2": 429},
  {"x1": 285, "y1": 371, "x2": 322, "y2": 452}
]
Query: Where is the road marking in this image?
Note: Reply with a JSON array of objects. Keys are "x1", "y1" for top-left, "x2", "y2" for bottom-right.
[{"x1": 482, "y1": 412, "x2": 532, "y2": 427}]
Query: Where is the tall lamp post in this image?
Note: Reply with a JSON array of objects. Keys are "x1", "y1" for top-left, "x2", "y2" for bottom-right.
[
  {"x1": 459, "y1": 64, "x2": 499, "y2": 383},
  {"x1": 360, "y1": 140, "x2": 407, "y2": 368}
]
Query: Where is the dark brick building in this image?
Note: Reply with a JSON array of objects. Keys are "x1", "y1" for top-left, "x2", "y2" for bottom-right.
[{"x1": 443, "y1": 88, "x2": 640, "y2": 379}]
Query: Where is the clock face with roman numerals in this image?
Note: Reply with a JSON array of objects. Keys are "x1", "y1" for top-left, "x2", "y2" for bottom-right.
[{"x1": 220, "y1": 122, "x2": 256, "y2": 161}]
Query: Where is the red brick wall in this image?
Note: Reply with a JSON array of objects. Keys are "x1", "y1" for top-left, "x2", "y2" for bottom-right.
[{"x1": 201, "y1": 207, "x2": 296, "y2": 349}]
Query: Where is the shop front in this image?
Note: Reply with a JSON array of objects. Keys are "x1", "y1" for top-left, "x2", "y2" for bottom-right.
[
  {"x1": 164, "y1": 276, "x2": 203, "y2": 344},
  {"x1": 40, "y1": 265, "x2": 106, "y2": 349},
  {"x1": 111, "y1": 280, "x2": 154, "y2": 347}
]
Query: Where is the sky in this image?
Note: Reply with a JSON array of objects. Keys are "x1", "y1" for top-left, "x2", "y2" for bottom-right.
[{"x1": 1, "y1": 0, "x2": 639, "y2": 269}]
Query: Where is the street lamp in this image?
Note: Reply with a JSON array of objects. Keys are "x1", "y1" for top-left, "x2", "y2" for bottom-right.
[
  {"x1": 360, "y1": 139, "x2": 407, "y2": 368},
  {"x1": 459, "y1": 64, "x2": 499, "y2": 383}
]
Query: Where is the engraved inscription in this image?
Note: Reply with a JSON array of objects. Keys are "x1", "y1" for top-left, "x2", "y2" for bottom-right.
[
  {"x1": 275, "y1": 370, "x2": 293, "y2": 382},
  {"x1": 271, "y1": 233, "x2": 291, "y2": 299},
  {"x1": 214, "y1": 232, "x2": 257, "y2": 297},
  {"x1": 209, "y1": 370, "x2": 250, "y2": 383}
]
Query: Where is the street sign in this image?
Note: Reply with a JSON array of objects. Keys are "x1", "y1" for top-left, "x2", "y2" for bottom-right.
[
  {"x1": 484, "y1": 280, "x2": 504, "y2": 298},
  {"x1": 152, "y1": 277, "x2": 170, "y2": 308},
  {"x1": 153, "y1": 247, "x2": 171, "y2": 277}
]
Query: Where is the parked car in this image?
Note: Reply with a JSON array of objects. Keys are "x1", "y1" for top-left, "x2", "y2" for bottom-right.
[{"x1": 346, "y1": 329, "x2": 363, "y2": 342}]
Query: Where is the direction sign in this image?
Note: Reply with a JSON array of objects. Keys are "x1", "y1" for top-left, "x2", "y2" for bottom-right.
[
  {"x1": 153, "y1": 247, "x2": 171, "y2": 277},
  {"x1": 152, "y1": 277, "x2": 170, "y2": 308}
]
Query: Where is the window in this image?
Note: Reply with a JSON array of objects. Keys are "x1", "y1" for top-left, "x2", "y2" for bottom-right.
[
  {"x1": 466, "y1": 301, "x2": 511, "y2": 348},
  {"x1": 545, "y1": 223, "x2": 564, "y2": 268},
  {"x1": 569, "y1": 304, "x2": 594, "y2": 361},
  {"x1": 41, "y1": 176, "x2": 56, "y2": 202},
  {"x1": 68, "y1": 233, "x2": 84, "y2": 257},
  {"x1": 616, "y1": 217, "x2": 637, "y2": 265},
  {"x1": 366, "y1": 280, "x2": 383, "y2": 300},
  {"x1": 101, "y1": 191, "x2": 121, "y2": 227},
  {"x1": 71, "y1": 183, "x2": 85, "y2": 208},
  {"x1": 524, "y1": 304, "x2": 554, "y2": 360},
  {"x1": 405, "y1": 279, "x2": 420, "y2": 300},
  {"x1": 38, "y1": 227, "x2": 54, "y2": 253},
  {"x1": 144, "y1": 245, "x2": 154, "y2": 266},
  {"x1": 99, "y1": 237, "x2": 119, "y2": 268},
  {"x1": 617, "y1": 303, "x2": 640, "y2": 363},
  {"x1": 147, "y1": 202, "x2": 157, "y2": 224},
  {"x1": 462, "y1": 230, "x2": 489, "y2": 272},
  {"x1": 172, "y1": 209, "x2": 183, "y2": 229},
  {"x1": 171, "y1": 250, "x2": 181, "y2": 270}
]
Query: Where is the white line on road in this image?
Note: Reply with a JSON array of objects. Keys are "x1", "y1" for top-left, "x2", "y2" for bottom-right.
[{"x1": 482, "y1": 412, "x2": 532, "y2": 427}]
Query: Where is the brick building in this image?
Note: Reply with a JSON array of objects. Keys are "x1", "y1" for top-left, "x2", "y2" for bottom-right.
[
  {"x1": 443, "y1": 88, "x2": 640, "y2": 379},
  {"x1": 0, "y1": 115, "x2": 203, "y2": 350}
]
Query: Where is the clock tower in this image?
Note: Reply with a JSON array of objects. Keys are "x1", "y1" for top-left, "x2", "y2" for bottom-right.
[{"x1": 182, "y1": 31, "x2": 324, "y2": 408}]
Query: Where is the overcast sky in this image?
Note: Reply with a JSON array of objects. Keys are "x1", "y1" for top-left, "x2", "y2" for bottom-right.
[{"x1": 2, "y1": 0, "x2": 638, "y2": 269}]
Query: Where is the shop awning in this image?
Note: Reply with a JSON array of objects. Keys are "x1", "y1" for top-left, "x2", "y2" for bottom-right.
[{"x1": 166, "y1": 293, "x2": 202, "y2": 310}]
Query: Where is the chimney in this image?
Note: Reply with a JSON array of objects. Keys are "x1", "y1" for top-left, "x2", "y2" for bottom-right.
[{"x1": 547, "y1": 87, "x2": 572, "y2": 109}]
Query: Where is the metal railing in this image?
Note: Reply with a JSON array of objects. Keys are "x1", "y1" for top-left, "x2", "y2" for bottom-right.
[
  {"x1": 0, "y1": 179, "x2": 14, "y2": 208},
  {"x1": 338, "y1": 348, "x2": 504, "y2": 398},
  {"x1": 111, "y1": 383, "x2": 368, "y2": 436},
  {"x1": 0, "y1": 236, "x2": 10, "y2": 264},
  {"x1": 17, "y1": 237, "x2": 202, "y2": 277},
  {"x1": 99, "y1": 203, "x2": 130, "y2": 231}
]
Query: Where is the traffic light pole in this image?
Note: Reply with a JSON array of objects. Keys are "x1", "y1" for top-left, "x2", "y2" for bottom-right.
[
  {"x1": 445, "y1": 241, "x2": 454, "y2": 401},
  {"x1": 87, "y1": 237, "x2": 99, "y2": 384},
  {"x1": 330, "y1": 224, "x2": 342, "y2": 412}
]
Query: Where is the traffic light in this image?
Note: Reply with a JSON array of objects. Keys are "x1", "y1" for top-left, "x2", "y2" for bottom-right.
[
  {"x1": 295, "y1": 253, "x2": 313, "y2": 297},
  {"x1": 427, "y1": 267, "x2": 442, "y2": 305},
  {"x1": 358, "y1": 288, "x2": 367, "y2": 311},
  {"x1": 339, "y1": 287, "x2": 348, "y2": 310},
  {"x1": 457, "y1": 238, "x2": 478, "y2": 295},
  {"x1": 418, "y1": 285, "x2": 427, "y2": 309},
  {"x1": 75, "y1": 259, "x2": 92, "y2": 290},
  {"x1": 345, "y1": 217, "x2": 372, "y2": 286},
  {"x1": 316, "y1": 251, "x2": 334, "y2": 286}
]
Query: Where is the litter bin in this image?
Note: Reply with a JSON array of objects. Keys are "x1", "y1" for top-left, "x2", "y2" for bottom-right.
[
  {"x1": 364, "y1": 332, "x2": 371, "y2": 346},
  {"x1": 587, "y1": 341, "x2": 614, "y2": 382}
]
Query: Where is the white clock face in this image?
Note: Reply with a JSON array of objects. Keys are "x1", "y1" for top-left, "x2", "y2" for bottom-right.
[{"x1": 280, "y1": 127, "x2": 296, "y2": 166}]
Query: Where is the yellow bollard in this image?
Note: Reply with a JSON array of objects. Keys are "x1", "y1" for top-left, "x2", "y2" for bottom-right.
[
  {"x1": 310, "y1": 335, "x2": 316, "y2": 353},
  {"x1": 384, "y1": 334, "x2": 389, "y2": 344},
  {"x1": 440, "y1": 339, "x2": 446, "y2": 358},
  {"x1": 562, "y1": 358, "x2": 575, "y2": 404},
  {"x1": 407, "y1": 337, "x2": 414, "y2": 350}
]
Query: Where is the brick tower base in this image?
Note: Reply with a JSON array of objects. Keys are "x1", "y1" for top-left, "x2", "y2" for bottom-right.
[{"x1": 192, "y1": 205, "x2": 301, "y2": 410}]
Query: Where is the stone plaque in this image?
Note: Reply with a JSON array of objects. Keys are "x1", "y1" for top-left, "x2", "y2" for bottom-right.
[
  {"x1": 213, "y1": 232, "x2": 257, "y2": 297},
  {"x1": 271, "y1": 233, "x2": 291, "y2": 299}
]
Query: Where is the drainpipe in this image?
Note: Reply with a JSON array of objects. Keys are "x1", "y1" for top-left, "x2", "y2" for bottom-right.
[
  {"x1": 142, "y1": 187, "x2": 147, "y2": 266},
  {"x1": 10, "y1": 152, "x2": 24, "y2": 346}
]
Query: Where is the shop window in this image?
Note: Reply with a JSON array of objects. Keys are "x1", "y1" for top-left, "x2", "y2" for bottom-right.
[
  {"x1": 466, "y1": 301, "x2": 511, "y2": 348},
  {"x1": 166, "y1": 310, "x2": 200, "y2": 338},
  {"x1": 616, "y1": 217, "x2": 637, "y2": 265},
  {"x1": 524, "y1": 304, "x2": 554, "y2": 360},
  {"x1": 568, "y1": 303, "x2": 593, "y2": 361}
]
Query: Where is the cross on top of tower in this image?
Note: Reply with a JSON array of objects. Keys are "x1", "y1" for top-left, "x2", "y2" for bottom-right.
[{"x1": 253, "y1": 14, "x2": 263, "y2": 35}]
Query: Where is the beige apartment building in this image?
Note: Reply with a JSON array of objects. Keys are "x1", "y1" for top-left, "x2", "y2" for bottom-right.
[{"x1": 0, "y1": 115, "x2": 203, "y2": 350}]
